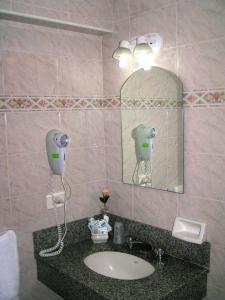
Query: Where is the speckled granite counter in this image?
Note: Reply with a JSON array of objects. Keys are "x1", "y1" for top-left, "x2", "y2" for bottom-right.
[{"x1": 33, "y1": 215, "x2": 210, "y2": 300}]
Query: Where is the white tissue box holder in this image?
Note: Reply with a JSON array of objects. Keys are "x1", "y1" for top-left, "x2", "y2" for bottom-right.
[
  {"x1": 172, "y1": 217, "x2": 206, "y2": 244},
  {"x1": 91, "y1": 232, "x2": 108, "y2": 244}
]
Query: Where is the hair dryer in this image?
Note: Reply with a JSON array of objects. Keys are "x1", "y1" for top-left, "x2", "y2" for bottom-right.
[
  {"x1": 46, "y1": 129, "x2": 70, "y2": 175},
  {"x1": 39, "y1": 129, "x2": 71, "y2": 258}
]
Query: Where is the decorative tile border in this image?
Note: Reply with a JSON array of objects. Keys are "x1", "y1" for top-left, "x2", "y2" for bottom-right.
[
  {"x1": 183, "y1": 90, "x2": 225, "y2": 107},
  {"x1": 0, "y1": 96, "x2": 121, "y2": 111},
  {"x1": 0, "y1": 89, "x2": 225, "y2": 111},
  {"x1": 121, "y1": 98, "x2": 183, "y2": 109}
]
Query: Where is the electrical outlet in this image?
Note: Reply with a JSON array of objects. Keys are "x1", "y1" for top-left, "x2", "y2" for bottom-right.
[{"x1": 46, "y1": 191, "x2": 65, "y2": 209}]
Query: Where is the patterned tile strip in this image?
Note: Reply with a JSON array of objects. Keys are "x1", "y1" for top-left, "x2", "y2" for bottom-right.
[
  {"x1": 121, "y1": 98, "x2": 183, "y2": 109},
  {"x1": 183, "y1": 90, "x2": 225, "y2": 107},
  {"x1": 0, "y1": 90, "x2": 224, "y2": 111},
  {"x1": 0, "y1": 96, "x2": 121, "y2": 111}
]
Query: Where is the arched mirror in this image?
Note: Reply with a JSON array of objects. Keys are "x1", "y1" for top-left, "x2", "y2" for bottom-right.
[{"x1": 121, "y1": 66, "x2": 184, "y2": 193}]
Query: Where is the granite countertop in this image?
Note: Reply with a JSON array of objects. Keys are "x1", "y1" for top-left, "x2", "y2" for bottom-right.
[{"x1": 35, "y1": 239, "x2": 208, "y2": 300}]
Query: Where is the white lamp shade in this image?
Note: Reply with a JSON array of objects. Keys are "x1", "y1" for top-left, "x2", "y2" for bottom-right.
[{"x1": 133, "y1": 43, "x2": 152, "y2": 58}]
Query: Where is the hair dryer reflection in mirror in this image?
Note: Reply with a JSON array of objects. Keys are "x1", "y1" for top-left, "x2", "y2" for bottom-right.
[{"x1": 132, "y1": 124, "x2": 156, "y2": 187}]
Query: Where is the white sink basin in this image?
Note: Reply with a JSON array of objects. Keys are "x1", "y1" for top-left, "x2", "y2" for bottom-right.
[{"x1": 84, "y1": 251, "x2": 155, "y2": 280}]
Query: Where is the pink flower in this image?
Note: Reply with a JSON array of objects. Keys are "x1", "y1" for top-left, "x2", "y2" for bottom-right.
[{"x1": 101, "y1": 188, "x2": 110, "y2": 197}]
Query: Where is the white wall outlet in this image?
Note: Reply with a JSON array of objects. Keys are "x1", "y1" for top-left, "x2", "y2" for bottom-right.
[{"x1": 46, "y1": 191, "x2": 65, "y2": 209}]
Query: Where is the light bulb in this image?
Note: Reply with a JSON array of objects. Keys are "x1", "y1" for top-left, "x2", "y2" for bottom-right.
[{"x1": 118, "y1": 56, "x2": 129, "y2": 68}]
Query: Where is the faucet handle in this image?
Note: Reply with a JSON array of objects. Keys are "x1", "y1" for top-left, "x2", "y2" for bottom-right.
[
  {"x1": 125, "y1": 236, "x2": 134, "y2": 249},
  {"x1": 154, "y1": 248, "x2": 165, "y2": 261}
]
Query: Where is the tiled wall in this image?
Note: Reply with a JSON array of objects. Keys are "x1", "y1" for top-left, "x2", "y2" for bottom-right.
[
  {"x1": 0, "y1": 8, "x2": 107, "y2": 299},
  {"x1": 0, "y1": 0, "x2": 225, "y2": 299},
  {"x1": 103, "y1": 1, "x2": 225, "y2": 299},
  {"x1": 0, "y1": 0, "x2": 114, "y2": 31},
  {"x1": 0, "y1": 109, "x2": 109, "y2": 299},
  {"x1": 0, "y1": 20, "x2": 103, "y2": 96}
]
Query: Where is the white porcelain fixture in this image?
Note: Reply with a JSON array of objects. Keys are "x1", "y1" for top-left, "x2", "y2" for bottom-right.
[
  {"x1": 112, "y1": 33, "x2": 163, "y2": 70},
  {"x1": 172, "y1": 217, "x2": 206, "y2": 244},
  {"x1": 84, "y1": 251, "x2": 155, "y2": 280}
]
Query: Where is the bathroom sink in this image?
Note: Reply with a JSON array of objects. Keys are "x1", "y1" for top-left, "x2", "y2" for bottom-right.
[{"x1": 84, "y1": 251, "x2": 155, "y2": 280}]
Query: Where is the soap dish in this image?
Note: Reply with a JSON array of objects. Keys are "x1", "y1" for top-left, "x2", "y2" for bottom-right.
[{"x1": 172, "y1": 217, "x2": 206, "y2": 244}]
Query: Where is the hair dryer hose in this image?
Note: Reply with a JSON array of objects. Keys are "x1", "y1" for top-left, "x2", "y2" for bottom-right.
[{"x1": 39, "y1": 175, "x2": 71, "y2": 257}]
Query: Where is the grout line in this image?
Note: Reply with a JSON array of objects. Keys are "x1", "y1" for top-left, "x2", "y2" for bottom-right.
[
  {"x1": 175, "y1": 2, "x2": 179, "y2": 76},
  {"x1": 3, "y1": 112, "x2": 12, "y2": 215},
  {"x1": 128, "y1": 1, "x2": 177, "y2": 19},
  {"x1": 184, "y1": 150, "x2": 225, "y2": 157},
  {"x1": 58, "y1": 111, "x2": 61, "y2": 129}
]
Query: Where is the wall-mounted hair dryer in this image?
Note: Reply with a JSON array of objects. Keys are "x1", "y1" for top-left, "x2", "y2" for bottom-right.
[
  {"x1": 46, "y1": 129, "x2": 70, "y2": 175},
  {"x1": 39, "y1": 129, "x2": 71, "y2": 258},
  {"x1": 132, "y1": 124, "x2": 156, "y2": 186}
]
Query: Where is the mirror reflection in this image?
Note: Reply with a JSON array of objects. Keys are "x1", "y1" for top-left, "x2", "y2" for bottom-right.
[{"x1": 121, "y1": 67, "x2": 184, "y2": 193}]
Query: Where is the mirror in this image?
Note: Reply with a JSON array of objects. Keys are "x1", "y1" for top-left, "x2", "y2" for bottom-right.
[{"x1": 121, "y1": 67, "x2": 184, "y2": 193}]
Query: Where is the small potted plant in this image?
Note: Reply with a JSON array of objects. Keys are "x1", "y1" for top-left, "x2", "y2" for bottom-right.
[{"x1": 99, "y1": 188, "x2": 110, "y2": 215}]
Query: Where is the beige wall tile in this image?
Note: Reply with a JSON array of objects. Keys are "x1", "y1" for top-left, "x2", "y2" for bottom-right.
[
  {"x1": 185, "y1": 108, "x2": 225, "y2": 155},
  {"x1": 177, "y1": 0, "x2": 225, "y2": 45},
  {"x1": 184, "y1": 152, "x2": 225, "y2": 201},
  {"x1": 178, "y1": 39, "x2": 225, "y2": 91},
  {"x1": 34, "y1": 6, "x2": 69, "y2": 21},
  {"x1": 130, "y1": 5, "x2": 176, "y2": 49},
  {"x1": 0, "y1": 113, "x2": 6, "y2": 155},
  {"x1": 129, "y1": 0, "x2": 175, "y2": 16},
  {"x1": 104, "y1": 110, "x2": 121, "y2": 146},
  {"x1": 107, "y1": 181, "x2": 133, "y2": 219},
  {"x1": 65, "y1": 148, "x2": 89, "y2": 186},
  {"x1": 8, "y1": 152, "x2": 50, "y2": 197},
  {"x1": 87, "y1": 146, "x2": 106, "y2": 181},
  {"x1": 113, "y1": 0, "x2": 129, "y2": 21},
  {"x1": 1, "y1": 22, "x2": 37, "y2": 53},
  {"x1": 133, "y1": 186, "x2": 178, "y2": 230},
  {"x1": 0, "y1": 1, "x2": 225, "y2": 299},
  {"x1": 0, "y1": 156, "x2": 9, "y2": 199},
  {"x1": 105, "y1": 146, "x2": 122, "y2": 181},
  {"x1": 3, "y1": 51, "x2": 38, "y2": 95},
  {"x1": 60, "y1": 111, "x2": 87, "y2": 149},
  {"x1": 7, "y1": 112, "x2": 59, "y2": 154},
  {"x1": 12, "y1": 1, "x2": 34, "y2": 14},
  {"x1": 153, "y1": 48, "x2": 178, "y2": 75},
  {"x1": 0, "y1": 0, "x2": 11, "y2": 10},
  {"x1": 67, "y1": 181, "x2": 104, "y2": 221},
  {"x1": 0, "y1": 198, "x2": 11, "y2": 229},
  {"x1": 178, "y1": 195, "x2": 225, "y2": 244},
  {"x1": 36, "y1": 54, "x2": 58, "y2": 95},
  {"x1": 0, "y1": 53, "x2": 3, "y2": 94},
  {"x1": 33, "y1": 0, "x2": 69, "y2": 12},
  {"x1": 86, "y1": 110, "x2": 105, "y2": 147}
]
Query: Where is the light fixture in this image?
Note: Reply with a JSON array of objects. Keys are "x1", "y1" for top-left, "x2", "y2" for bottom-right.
[
  {"x1": 112, "y1": 40, "x2": 132, "y2": 68},
  {"x1": 133, "y1": 36, "x2": 153, "y2": 70},
  {"x1": 112, "y1": 33, "x2": 163, "y2": 71}
]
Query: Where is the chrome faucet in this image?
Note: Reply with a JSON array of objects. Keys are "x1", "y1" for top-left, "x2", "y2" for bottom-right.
[
  {"x1": 154, "y1": 248, "x2": 165, "y2": 263},
  {"x1": 126, "y1": 237, "x2": 165, "y2": 263},
  {"x1": 126, "y1": 236, "x2": 152, "y2": 251}
]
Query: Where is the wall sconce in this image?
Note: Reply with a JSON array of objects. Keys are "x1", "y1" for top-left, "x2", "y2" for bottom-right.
[
  {"x1": 112, "y1": 33, "x2": 163, "y2": 70},
  {"x1": 112, "y1": 40, "x2": 132, "y2": 68}
]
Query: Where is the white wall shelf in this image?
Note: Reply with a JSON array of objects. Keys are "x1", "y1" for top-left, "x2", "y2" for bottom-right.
[{"x1": 0, "y1": 9, "x2": 113, "y2": 35}]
